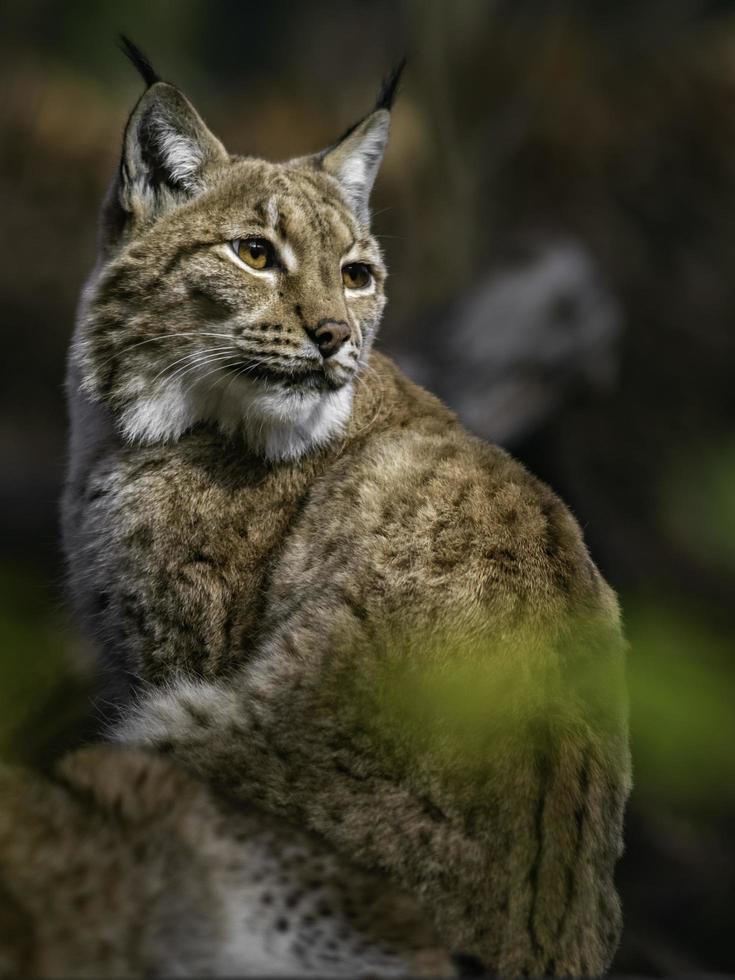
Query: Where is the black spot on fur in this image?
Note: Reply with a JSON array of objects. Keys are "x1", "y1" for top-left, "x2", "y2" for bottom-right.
[
  {"x1": 452, "y1": 481, "x2": 472, "y2": 511},
  {"x1": 92, "y1": 590, "x2": 111, "y2": 616},
  {"x1": 184, "y1": 701, "x2": 212, "y2": 728},
  {"x1": 124, "y1": 526, "x2": 154, "y2": 550},
  {"x1": 125, "y1": 457, "x2": 170, "y2": 481},
  {"x1": 554, "y1": 754, "x2": 590, "y2": 943},
  {"x1": 335, "y1": 760, "x2": 368, "y2": 783},
  {"x1": 85, "y1": 481, "x2": 111, "y2": 504},
  {"x1": 159, "y1": 242, "x2": 209, "y2": 279},
  {"x1": 120, "y1": 591, "x2": 152, "y2": 642},
  {"x1": 484, "y1": 546, "x2": 520, "y2": 575},
  {"x1": 452, "y1": 952, "x2": 488, "y2": 977},
  {"x1": 417, "y1": 794, "x2": 448, "y2": 823},
  {"x1": 526, "y1": 741, "x2": 553, "y2": 962},
  {"x1": 338, "y1": 588, "x2": 368, "y2": 622},
  {"x1": 188, "y1": 286, "x2": 233, "y2": 322},
  {"x1": 228, "y1": 719, "x2": 249, "y2": 739},
  {"x1": 187, "y1": 549, "x2": 215, "y2": 566}
]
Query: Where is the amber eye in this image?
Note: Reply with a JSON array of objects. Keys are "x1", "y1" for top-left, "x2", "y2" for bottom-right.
[
  {"x1": 234, "y1": 238, "x2": 275, "y2": 271},
  {"x1": 342, "y1": 262, "x2": 372, "y2": 290}
]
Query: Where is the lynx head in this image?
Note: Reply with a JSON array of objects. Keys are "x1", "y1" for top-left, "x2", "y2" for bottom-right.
[{"x1": 74, "y1": 39, "x2": 403, "y2": 461}]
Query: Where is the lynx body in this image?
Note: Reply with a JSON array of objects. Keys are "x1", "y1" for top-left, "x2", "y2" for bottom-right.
[{"x1": 59, "y1": 46, "x2": 630, "y2": 977}]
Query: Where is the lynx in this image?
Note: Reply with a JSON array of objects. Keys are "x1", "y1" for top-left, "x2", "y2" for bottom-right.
[{"x1": 59, "y1": 40, "x2": 630, "y2": 976}]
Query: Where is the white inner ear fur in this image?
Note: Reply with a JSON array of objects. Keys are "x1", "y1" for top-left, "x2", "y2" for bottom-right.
[
  {"x1": 323, "y1": 110, "x2": 390, "y2": 220},
  {"x1": 334, "y1": 116, "x2": 389, "y2": 200},
  {"x1": 340, "y1": 155, "x2": 367, "y2": 188},
  {"x1": 154, "y1": 126, "x2": 204, "y2": 191}
]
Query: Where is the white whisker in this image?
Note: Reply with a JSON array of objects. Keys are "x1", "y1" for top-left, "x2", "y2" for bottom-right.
[
  {"x1": 150, "y1": 347, "x2": 236, "y2": 386},
  {"x1": 180, "y1": 359, "x2": 244, "y2": 402},
  {"x1": 163, "y1": 351, "x2": 240, "y2": 384},
  {"x1": 92, "y1": 332, "x2": 239, "y2": 370}
]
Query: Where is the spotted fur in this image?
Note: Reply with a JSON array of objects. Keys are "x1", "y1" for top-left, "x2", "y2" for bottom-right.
[
  {"x1": 61, "y1": 54, "x2": 631, "y2": 977},
  {"x1": 0, "y1": 746, "x2": 452, "y2": 976}
]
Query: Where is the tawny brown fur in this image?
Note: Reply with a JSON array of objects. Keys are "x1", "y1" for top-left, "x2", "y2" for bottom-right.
[
  {"x1": 0, "y1": 746, "x2": 452, "y2": 977},
  {"x1": 55, "y1": 61, "x2": 630, "y2": 977}
]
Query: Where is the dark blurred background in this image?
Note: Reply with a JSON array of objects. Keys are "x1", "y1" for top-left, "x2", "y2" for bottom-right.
[{"x1": 1, "y1": 0, "x2": 734, "y2": 974}]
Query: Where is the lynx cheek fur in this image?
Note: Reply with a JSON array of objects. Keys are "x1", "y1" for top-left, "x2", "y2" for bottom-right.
[{"x1": 63, "y1": 43, "x2": 631, "y2": 977}]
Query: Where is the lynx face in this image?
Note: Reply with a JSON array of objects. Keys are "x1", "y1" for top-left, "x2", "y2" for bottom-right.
[{"x1": 74, "y1": 64, "x2": 398, "y2": 460}]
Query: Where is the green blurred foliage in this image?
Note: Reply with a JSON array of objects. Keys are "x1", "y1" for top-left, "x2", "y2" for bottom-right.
[
  {"x1": 627, "y1": 600, "x2": 735, "y2": 813},
  {"x1": 0, "y1": 566, "x2": 90, "y2": 766},
  {"x1": 662, "y1": 440, "x2": 735, "y2": 573},
  {"x1": 341, "y1": 617, "x2": 626, "y2": 786},
  {"x1": 620, "y1": 439, "x2": 735, "y2": 813}
]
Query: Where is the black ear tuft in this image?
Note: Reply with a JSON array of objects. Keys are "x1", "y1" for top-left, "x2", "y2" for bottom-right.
[
  {"x1": 118, "y1": 35, "x2": 160, "y2": 88},
  {"x1": 375, "y1": 57, "x2": 407, "y2": 112}
]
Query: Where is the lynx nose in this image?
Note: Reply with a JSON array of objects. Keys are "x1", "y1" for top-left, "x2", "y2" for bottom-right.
[{"x1": 311, "y1": 320, "x2": 350, "y2": 358}]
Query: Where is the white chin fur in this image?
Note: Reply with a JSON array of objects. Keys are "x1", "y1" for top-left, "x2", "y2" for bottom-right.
[{"x1": 120, "y1": 372, "x2": 354, "y2": 462}]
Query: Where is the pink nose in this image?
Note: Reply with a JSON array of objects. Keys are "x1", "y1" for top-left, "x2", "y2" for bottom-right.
[{"x1": 311, "y1": 320, "x2": 350, "y2": 358}]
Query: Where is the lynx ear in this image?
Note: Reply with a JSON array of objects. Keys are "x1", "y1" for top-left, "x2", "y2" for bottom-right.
[
  {"x1": 119, "y1": 83, "x2": 228, "y2": 220},
  {"x1": 111, "y1": 38, "x2": 228, "y2": 234},
  {"x1": 319, "y1": 60, "x2": 405, "y2": 225}
]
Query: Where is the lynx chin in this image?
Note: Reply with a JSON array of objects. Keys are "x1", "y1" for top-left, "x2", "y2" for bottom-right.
[{"x1": 57, "y1": 39, "x2": 631, "y2": 979}]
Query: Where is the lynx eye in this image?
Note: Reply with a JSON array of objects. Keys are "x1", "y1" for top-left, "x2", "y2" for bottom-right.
[
  {"x1": 233, "y1": 237, "x2": 275, "y2": 271},
  {"x1": 342, "y1": 262, "x2": 372, "y2": 290}
]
